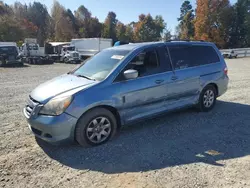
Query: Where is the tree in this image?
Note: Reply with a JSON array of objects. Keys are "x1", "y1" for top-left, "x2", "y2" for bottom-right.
[
  {"x1": 102, "y1": 12, "x2": 118, "y2": 41},
  {"x1": 51, "y1": 1, "x2": 75, "y2": 41},
  {"x1": 229, "y1": 0, "x2": 250, "y2": 48},
  {"x1": 26, "y1": 2, "x2": 50, "y2": 45},
  {"x1": 163, "y1": 28, "x2": 172, "y2": 41},
  {"x1": 178, "y1": 1, "x2": 194, "y2": 40},
  {"x1": 75, "y1": 5, "x2": 91, "y2": 37},
  {"x1": 194, "y1": 0, "x2": 210, "y2": 41},
  {"x1": 0, "y1": 15, "x2": 23, "y2": 41},
  {"x1": 88, "y1": 17, "x2": 102, "y2": 37},
  {"x1": 133, "y1": 14, "x2": 165, "y2": 42},
  {"x1": 194, "y1": 0, "x2": 231, "y2": 48},
  {"x1": 116, "y1": 22, "x2": 127, "y2": 41}
]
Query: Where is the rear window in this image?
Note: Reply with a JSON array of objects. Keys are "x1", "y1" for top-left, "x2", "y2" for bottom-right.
[
  {"x1": 0, "y1": 46, "x2": 18, "y2": 55},
  {"x1": 168, "y1": 45, "x2": 220, "y2": 70}
]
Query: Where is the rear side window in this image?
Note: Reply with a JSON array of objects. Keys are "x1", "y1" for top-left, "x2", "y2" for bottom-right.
[
  {"x1": 169, "y1": 45, "x2": 220, "y2": 70},
  {"x1": 191, "y1": 46, "x2": 220, "y2": 66}
]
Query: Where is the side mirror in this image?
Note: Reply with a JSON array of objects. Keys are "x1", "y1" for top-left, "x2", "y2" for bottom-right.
[{"x1": 123, "y1": 69, "x2": 138, "y2": 80}]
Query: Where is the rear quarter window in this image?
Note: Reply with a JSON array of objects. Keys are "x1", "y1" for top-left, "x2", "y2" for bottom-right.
[
  {"x1": 168, "y1": 45, "x2": 220, "y2": 70},
  {"x1": 190, "y1": 45, "x2": 220, "y2": 66}
]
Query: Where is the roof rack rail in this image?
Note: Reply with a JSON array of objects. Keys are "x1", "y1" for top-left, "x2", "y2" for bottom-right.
[{"x1": 166, "y1": 40, "x2": 205, "y2": 42}]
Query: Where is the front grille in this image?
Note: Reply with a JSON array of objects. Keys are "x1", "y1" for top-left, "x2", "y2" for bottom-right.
[
  {"x1": 72, "y1": 53, "x2": 79, "y2": 58},
  {"x1": 25, "y1": 96, "x2": 41, "y2": 118}
]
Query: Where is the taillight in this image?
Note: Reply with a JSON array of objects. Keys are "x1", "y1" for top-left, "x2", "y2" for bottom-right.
[{"x1": 224, "y1": 67, "x2": 228, "y2": 75}]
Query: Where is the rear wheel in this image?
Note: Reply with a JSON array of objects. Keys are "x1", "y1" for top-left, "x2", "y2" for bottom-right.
[
  {"x1": 197, "y1": 85, "x2": 217, "y2": 112},
  {"x1": 75, "y1": 108, "x2": 117, "y2": 147}
]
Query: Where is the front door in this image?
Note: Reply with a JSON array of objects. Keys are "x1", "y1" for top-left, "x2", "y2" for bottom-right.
[{"x1": 114, "y1": 46, "x2": 174, "y2": 124}]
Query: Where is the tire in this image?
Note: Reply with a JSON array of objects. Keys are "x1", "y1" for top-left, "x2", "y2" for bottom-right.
[
  {"x1": 63, "y1": 58, "x2": 67, "y2": 63},
  {"x1": 197, "y1": 85, "x2": 217, "y2": 112},
  {"x1": 75, "y1": 108, "x2": 117, "y2": 147}
]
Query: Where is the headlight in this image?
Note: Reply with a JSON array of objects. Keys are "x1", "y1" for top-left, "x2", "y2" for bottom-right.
[{"x1": 39, "y1": 96, "x2": 73, "y2": 116}]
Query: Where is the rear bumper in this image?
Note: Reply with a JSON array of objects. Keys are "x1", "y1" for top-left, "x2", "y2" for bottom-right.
[
  {"x1": 218, "y1": 75, "x2": 229, "y2": 97},
  {"x1": 24, "y1": 108, "x2": 78, "y2": 143}
]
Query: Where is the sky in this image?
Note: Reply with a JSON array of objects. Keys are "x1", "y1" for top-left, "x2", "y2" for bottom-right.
[{"x1": 5, "y1": 0, "x2": 238, "y2": 33}]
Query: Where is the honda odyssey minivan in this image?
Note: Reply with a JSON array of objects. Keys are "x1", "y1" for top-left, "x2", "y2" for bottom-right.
[{"x1": 23, "y1": 41, "x2": 229, "y2": 147}]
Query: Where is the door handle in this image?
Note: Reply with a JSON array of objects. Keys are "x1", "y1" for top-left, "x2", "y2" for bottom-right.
[
  {"x1": 171, "y1": 76, "x2": 178, "y2": 81},
  {"x1": 155, "y1": 80, "x2": 164, "y2": 84}
]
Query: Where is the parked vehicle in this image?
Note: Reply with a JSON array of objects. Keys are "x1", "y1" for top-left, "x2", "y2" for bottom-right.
[
  {"x1": 71, "y1": 38, "x2": 113, "y2": 59},
  {"x1": 114, "y1": 41, "x2": 129, "y2": 46},
  {"x1": 60, "y1": 45, "x2": 81, "y2": 64},
  {"x1": 222, "y1": 50, "x2": 238, "y2": 59},
  {"x1": 44, "y1": 42, "x2": 70, "y2": 62},
  {"x1": 19, "y1": 38, "x2": 53, "y2": 64},
  {"x1": 0, "y1": 45, "x2": 23, "y2": 66},
  {"x1": 23, "y1": 41, "x2": 229, "y2": 147}
]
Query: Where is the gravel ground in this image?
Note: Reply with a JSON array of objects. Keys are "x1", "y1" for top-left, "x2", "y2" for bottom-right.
[{"x1": 0, "y1": 59, "x2": 250, "y2": 188}]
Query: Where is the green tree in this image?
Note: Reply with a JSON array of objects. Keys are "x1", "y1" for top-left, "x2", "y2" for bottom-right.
[
  {"x1": 75, "y1": 5, "x2": 91, "y2": 37},
  {"x1": 26, "y1": 2, "x2": 50, "y2": 45},
  {"x1": 163, "y1": 28, "x2": 172, "y2": 41},
  {"x1": 229, "y1": 0, "x2": 250, "y2": 48},
  {"x1": 88, "y1": 17, "x2": 102, "y2": 37},
  {"x1": 116, "y1": 22, "x2": 127, "y2": 41},
  {"x1": 51, "y1": 1, "x2": 75, "y2": 41},
  {"x1": 134, "y1": 14, "x2": 165, "y2": 42},
  {"x1": 102, "y1": 12, "x2": 117, "y2": 41},
  {"x1": 177, "y1": 1, "x2": 194, "y2": 40}
]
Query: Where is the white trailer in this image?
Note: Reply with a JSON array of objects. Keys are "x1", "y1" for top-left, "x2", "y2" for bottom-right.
[{"x1": 70, "y1": 38, "x2": 113, "y2": 58}]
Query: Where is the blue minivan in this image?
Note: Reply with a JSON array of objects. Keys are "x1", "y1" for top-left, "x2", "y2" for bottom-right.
[{"x1": 23, "y1": 41, "x2": 229, "y2": 147}]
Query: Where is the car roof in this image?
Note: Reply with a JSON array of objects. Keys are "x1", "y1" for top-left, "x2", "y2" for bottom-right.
[{"x1": 110, "y1": 41, "x2": 214, "y2": 51}]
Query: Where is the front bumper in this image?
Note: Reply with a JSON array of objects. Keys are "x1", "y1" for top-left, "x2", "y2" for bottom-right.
[
  {"x1": 1, "y1": 59, "x2": 22, "y2": 65},
  {"x1": 23, "y1": 108, "x2": 78, "y2": 143},
  {"x1": 67, "y1": 58, "x2": 81, "y2": 64}
]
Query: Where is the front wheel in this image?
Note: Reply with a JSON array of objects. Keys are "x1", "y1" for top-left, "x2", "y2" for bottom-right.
[
  {"x1": 197, "y1": 85, "x2": 217, "y2": 112},
  {"x1": 75, "y1": 108, "x2": 117, "y2": 147}
]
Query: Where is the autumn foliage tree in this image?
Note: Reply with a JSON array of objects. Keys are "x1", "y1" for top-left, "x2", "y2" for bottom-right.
[{"x1": 194, "y1": 0, "x2": 231, "y2": 48}]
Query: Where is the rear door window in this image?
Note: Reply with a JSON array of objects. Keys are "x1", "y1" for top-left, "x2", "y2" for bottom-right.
[{"x1": 168, "y1": 45, "x2": 191, "y2": 70}]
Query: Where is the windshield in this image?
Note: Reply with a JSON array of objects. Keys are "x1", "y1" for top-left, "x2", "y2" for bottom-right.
[
  {"x1": 0, "y1": 46, "x2": 18, "y2": 56},
  {"x1": 72, "y1": 49, "x2": 130, "y2": 81},
  {"x1": 66, "y1": 46, "x2": 75, "y2": 51}
]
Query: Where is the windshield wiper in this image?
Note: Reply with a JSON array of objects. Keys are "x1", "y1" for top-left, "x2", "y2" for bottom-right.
[{"x1": 76, "y1": 74, "x2": 96, "y2": 81}]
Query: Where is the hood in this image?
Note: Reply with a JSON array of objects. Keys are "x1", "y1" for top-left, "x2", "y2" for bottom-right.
[{"x1": 30, "y1": 74, "x2": 96, "y2": 103}]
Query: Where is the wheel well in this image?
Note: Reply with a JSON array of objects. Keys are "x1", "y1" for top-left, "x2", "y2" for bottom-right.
[
  {"x1": 207, "y1": 83, "x2": 218, "y2": 96},
  {"x1": 81, "y1": 105, "x2": 122, "y2": 130}
]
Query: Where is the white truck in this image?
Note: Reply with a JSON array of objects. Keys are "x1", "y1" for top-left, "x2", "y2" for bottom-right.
[
  {"x1": 59, "y1": 38, "x2": 113, "y2": 64},
  {"x1": 222, "y1": 50, "x2": 238, "y2": 59},
  {"x1": 71, "y1": 38, "x2": 113, "y2": 58},
  {"x1": 60, "y1": 45, "x2": 82, "y2": 64},
  {"x1": 19, "y1": 38, "x2": 53, "y2": 64}
]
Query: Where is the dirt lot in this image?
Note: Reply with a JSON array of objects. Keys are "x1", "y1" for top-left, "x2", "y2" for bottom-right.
[{"x1": 0, "y1": 58, "x2": 250, "y2": 188}]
